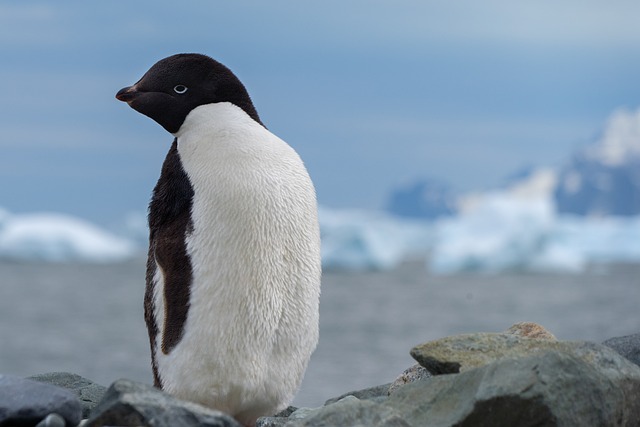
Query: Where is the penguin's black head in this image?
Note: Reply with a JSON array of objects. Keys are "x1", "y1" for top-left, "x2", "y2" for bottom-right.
[{"x1": 116, "y1": 53, "x2": 262, "y2": 133}]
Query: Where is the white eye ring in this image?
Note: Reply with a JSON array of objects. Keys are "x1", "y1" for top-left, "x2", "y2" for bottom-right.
[{"x1": 173, "y1": 85, "x2": 188, "y2": 94}]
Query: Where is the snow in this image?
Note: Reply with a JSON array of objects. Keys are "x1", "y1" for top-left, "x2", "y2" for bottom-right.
[
  {"x1": 554, "y1": 109, "x2": 640, "y2": 216},
  {"x1": 586, "y1": 108, "x2": 640, "y2": 166},
  {"x1": 0, "y1": 210, "x2": 136, "y2": 262}
]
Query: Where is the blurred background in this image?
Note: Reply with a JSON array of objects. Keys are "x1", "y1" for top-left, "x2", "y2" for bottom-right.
[{"x1": 1, "y1": 0, "x2": 639, "y2": 407}]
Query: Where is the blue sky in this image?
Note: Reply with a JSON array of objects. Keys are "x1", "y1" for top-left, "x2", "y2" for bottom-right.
[{"x1": 2, "y1": 1, "x2": 640, "y2": 225}]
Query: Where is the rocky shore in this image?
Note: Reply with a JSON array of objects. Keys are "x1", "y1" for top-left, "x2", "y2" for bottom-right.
[{"x1": 2, "y1": 323, "x2": 639, "y2": 427}]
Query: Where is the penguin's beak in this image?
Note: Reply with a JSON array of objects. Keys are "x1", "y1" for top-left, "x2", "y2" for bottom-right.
[{"x1": 116, "y1": 85, "x2": 139, "y2": 103}]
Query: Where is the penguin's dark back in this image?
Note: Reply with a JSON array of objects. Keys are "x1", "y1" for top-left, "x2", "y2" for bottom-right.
[{"x1": 144, "y1": 140, "x2": 195, "y2": 387}]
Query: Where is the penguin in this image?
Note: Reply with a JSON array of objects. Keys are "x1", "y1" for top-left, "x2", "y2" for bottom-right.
[{"x1": 115, "y1": 53, "x2": 321, "y2": 426}]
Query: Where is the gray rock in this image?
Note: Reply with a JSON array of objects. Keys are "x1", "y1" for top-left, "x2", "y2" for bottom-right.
[
  {"x1": 257, "y1": 407, "x2": 298, "y2": 427},
  {"x1": 390, "y1": 320, "x2": 556, "y2": 395},
  {"x1": 35, "y1": 413, "x2": 66, "y2": 427},
  {"x1": 0, "y1": 374, "x2": 82, "y2": 427},
  {"x1": 410, "y1": 332, "x2": 621, "y2": 375},
  {"x1": 603, "y1": 333, "x2": 640, "y2": 367},
  {"x1": 390, "y1": 348, "x2": 640, "y2": 427},
  {"x1": 257, "y1": 416, "x2": 290, "y2": 427},
  {"x1": 28, "y1": 372, "x2": 107, "y2": 418},
  {"x1": 387, "y1": 364, "x2": 431, "y2": 395},
  {"x1": 288, "y1": 396, "x2": 391, "y2": 427},
  {"x1": 288, "y1": 406, "x2": 323, "y2": 420},
  {"x1": 85, "y1": 378, "x2": 242, "y2": 427},
  {"x1": 283, "y1": 345, "x2": 640, "y2": 426},
  {"x1": 323, "y1": 383, "x2": 392, "y2": 406},
  {"x1": 273, "y1": 406, "x2": 298, "y2": 417}
]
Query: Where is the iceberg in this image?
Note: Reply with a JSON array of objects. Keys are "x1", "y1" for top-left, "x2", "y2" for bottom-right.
[
  {"x1": 319, "y1": 207, "x2": 433, "y2": 271},
  {"x1": 429, "y1": 194, "x2": 640, "y2": 274},
  {"x1": 550, "y1": 215, "x2": 640, "y2": 264},
  {"x1": 319, "y1": 165, "x2": 640, "y2": 274},
  {"x1": 1, "y1": 201, "x2": 638, "y2": 273},
  {"x1": 429, "y1": 193, "x2": 563, "y2": 274},
  {"x1": 0, "y1": 209, "x2": 137, "y2": 263}
]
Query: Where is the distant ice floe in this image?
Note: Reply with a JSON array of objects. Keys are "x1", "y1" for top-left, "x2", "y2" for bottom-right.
[
  {"x1": 1, "y1": 202, "x2": 639, "y2": 273},
  {"x1": 431, "y1": 193, "x2": 560, "y2": 274},
  {"x1": 0, "y1": 209, "x2": 136, "y2": 263},
  {"x1": 321, "y1": 163, "x2": 640, "y2": 273},
  {"x1": 319, "y1": 207, "x2": 433, "y2": 271}
]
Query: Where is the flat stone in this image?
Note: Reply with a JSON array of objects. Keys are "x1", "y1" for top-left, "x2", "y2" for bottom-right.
[
  {"x1": 85, "y1": 378, "x2": 242, "y2": 427},
  {"x1": 28, "y1": 372, "x2": 107, "y2": 418},
  {"x1": 0, "y1": 374, "x2": 82, "y2": 427},
  {"x1": 603, "y1": 333, "x2": 640, "y2": 367},
  {"x1": 283, "y1": 344, "x2": 640, "y2": 426},
  {"x1": 410, "y1": 333, "x2": 617, "y2": 375},
  {"x1": 391, "y1": 346, "x2": 640, "y2": 427}
]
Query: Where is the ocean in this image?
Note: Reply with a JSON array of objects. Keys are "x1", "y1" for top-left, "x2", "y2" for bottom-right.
[{"x1": 1, "y1": 259, "x2": 638, "y2": 407}]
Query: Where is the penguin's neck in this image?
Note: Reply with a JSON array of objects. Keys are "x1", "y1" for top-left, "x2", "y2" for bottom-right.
[
  {"x1": 174, "y1": 102, "x2": 284, "y2": 176},
  {"x1": 173, "y1": 102, "x2": 262, "y2": 149}
]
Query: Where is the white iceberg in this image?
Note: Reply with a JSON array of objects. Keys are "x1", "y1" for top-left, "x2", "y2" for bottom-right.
[
  {"x1": 430, "y1": 193, "x2": 563, "y2": 274},
  {"x1": 1, "y1": 201, "x2": 638, "y2": 273},
  {"x1": 319, "y1": 207, "x2": 433, "y2": 270},
  {"x1": 0, "y1": 209, "x2": 137, "y2": 262},
  {"x1": 429, "y1": 193, "x2": 640, "y2": 274}
]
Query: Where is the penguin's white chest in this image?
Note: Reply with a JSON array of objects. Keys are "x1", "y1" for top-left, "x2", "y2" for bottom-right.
[{"x1": 152, "y1": 103, "x2": 321, "y2": 423}]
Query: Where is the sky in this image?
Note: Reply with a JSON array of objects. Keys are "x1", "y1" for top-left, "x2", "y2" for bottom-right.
[{"x1": 1, "y1": 1, "x2": 640, "y2": 225}]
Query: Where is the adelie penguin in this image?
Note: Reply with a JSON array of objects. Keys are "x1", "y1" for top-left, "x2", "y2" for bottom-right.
[{"x1": 116, "y1": 54, "x2": 321, "y2": 426}]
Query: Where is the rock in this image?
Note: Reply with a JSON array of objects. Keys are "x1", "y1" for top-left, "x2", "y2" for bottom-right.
[
  {"x1": 256, "y1": 416, "x2": 290, "y2": 427},
  {"x1": 282, "y1": 345, "x2": 640, "y2": 426},
  {"x1": 387, "y1": 364, "x2": 431, "y2": 395},
  {"x1": 256, "y1": 407, "x2": 299, "y2": 427},
  {"x1": 388, "y1": 320, "x2": 556, "y2": 395},
  {"x1": 603, "y1": 333, "x2": 640, "y2": 367},
  {"x1": 505, "y1": 321, "x2": 557, "y2": 340},
  {"x1": 385, "y1": 348, "x2": 640, "y2": 426},
  {"x1": 274, "y1": 406, "x2": 298, "y2": 417},
  {"x1": 85, "y1": 379, "x2": 242, "y2": 427},
  {"x1": 256, "y1": 406, "x2": 299, "y2": 427},
  {"x1": 257, "y1": 417, "x2": 289, "y2": 427},
  {"x1": 35, "y1": 413, "x2": 66, "y2": 427},
  {"x1": 288, "y1": 396, "x2": 384, "y2": 427},
  {"x1": 324, "y1": 383, "x2": 392, "y2": 406},
  {"x1": 0, "y1": 374, "x2": 82, "y2": 427},
  {"x1": 410, "y1": 332, "x2": 616, "y2": 375},
  {"x1": 288, "y1": 406, "x2": 323, "y2": 420},
  {"x1": 28, "y1": 372, "x2": 107, "y2": 418},
  {"x1": 387, "y1": 321, "x2": 555, "y2": 395}
]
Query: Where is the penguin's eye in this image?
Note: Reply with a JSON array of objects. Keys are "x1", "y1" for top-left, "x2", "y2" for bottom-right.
[{"x1": 173, "y1": 85, "x2": 188, "y2": 94}]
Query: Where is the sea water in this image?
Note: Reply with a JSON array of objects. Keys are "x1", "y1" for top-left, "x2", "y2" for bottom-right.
[{"x1": 1, "y1": 259, "x2": 638, "y2": 407}]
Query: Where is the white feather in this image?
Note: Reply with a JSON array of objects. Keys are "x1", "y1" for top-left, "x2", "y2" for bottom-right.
[{"x1": 153, "y1": 102, "x2": 321, "y2": 424}]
